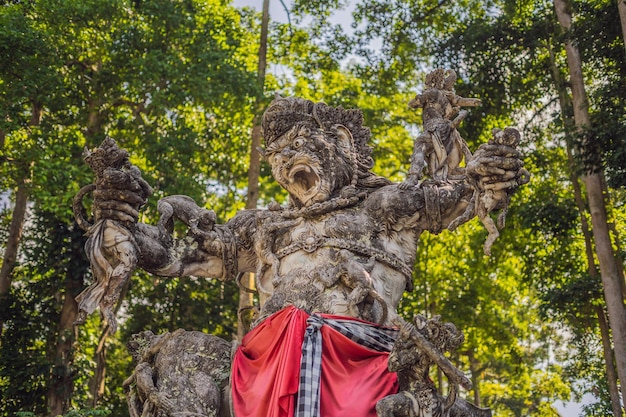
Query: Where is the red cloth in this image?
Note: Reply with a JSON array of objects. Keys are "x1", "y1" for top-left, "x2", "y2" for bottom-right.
[{"x1": 231, "y1": 306, "x2": 398, "y2": 417}]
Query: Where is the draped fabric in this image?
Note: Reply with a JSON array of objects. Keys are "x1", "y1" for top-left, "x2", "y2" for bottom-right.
[
  {"x1": 232, "y1": 306, "x2": 399, "y2": 417},
  {"x1": 75, "y1": 219, "x2": 136, "y2": 319}
]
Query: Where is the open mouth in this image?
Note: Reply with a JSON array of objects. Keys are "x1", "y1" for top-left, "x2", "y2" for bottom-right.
[{"x1": 287, "y1": 164, "x2": 320, "y2": 204}]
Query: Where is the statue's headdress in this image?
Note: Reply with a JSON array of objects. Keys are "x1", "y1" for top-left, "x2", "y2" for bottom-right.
[{"x1": 261, "y1": 96, "x2": 377, "y2": 174}]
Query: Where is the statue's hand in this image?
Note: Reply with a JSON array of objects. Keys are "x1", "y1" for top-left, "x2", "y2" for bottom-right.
[
  {"x1": 466, "y1": 140, "x2": 529, "y2": 192},
  {"x1": 148, "y1": 388, "x2": 175, "y2": 413},
  {"x1": 398, "y1": 173, "x2": 422, "y2": 190}
]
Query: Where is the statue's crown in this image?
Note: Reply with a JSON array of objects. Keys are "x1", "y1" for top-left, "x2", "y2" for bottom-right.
[
  {"x1": 261, "y1": 97, "x2": 319, "y2": 147},
  {"x1": 261, "y1": 97, "x2": 373, "y2": 170}
]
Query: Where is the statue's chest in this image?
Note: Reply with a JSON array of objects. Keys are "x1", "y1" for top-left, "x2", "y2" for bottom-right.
[{"x1": 276, "y1": 210, "x2": 376, "y2": 249}]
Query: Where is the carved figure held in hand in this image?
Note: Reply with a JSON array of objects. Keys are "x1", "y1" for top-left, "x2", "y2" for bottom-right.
[
  {"x1": 73, "y1": 136, "x2": 153, "y2": 332},
  {"x1": 448, "y1": 127, "x2": 530, "y2": 255},
  {"x1": 403, "y1": 69, "x2": 481, "y2": 186},
  {"x1": 157, "y1": 194, "x2": 217, "y2": 241}
]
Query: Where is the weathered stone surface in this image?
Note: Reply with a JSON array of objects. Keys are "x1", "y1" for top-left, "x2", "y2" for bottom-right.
[
  {"x1": 376, "y1": 315, "x2": 492, "y2": 417},
  {"x1": 124, "y1": 329, "x2": 232, "y2": 417},
  {"x1": 73, "y1": 136, "x2": 153, "y2": 333},
  {"x1": 73, "y1": 69, "x2": 529, "y2": 417}
]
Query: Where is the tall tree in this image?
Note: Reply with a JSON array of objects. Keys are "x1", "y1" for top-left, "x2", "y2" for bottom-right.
[
  {"x1": 238, "y1": 0, "x2": 270, "y2": 340},
  {"x1": 0, "y1": 208, "x2": 90, "y2": 417},
  {"x1": 0, "y1": 1, "x2": 63, "y2": 337},
  {"x1": 547, "y1": 38, "x2": 623, "y2": 415},
  {"x1": 553, "y1": 0, "x2": 626, "y2": 406},
  {"x1": 618, "y1": 0, "x2": 626, "y2": 56}
]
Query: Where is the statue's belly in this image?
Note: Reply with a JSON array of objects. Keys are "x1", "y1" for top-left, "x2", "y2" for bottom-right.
[
  {"x1": 253, "y1": 214, "x2": 412, "y2": 326},
  {"x1": 257, "y1": 247, "x2": 405, "y2": 325}
]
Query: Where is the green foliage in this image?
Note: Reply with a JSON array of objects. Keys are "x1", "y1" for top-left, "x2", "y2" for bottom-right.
[
  {"x1": 122, "y1": 273, "x2": 239, "y2": 338},
  {"x1": 0, "y1": 209, "x2": 90, "y2": 416},
  {"x1": 0, "y1": 0, "x2": 258, "y2": 414},
  {"x1": 0, "y1": 286, "x2": 51, "y2": 415},
  {"x1": 1, "y1": 0, "x2": 625, "y2": 415},
  {"x1": 62, "y1": 409, "x2": 111, "y2": 417}
]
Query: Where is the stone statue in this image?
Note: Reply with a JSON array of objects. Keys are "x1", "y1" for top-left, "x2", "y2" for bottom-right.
[
  {"x1": 73, "y1": 136, "x2": 153, "y2": 333},
  {"x1": 157, "y1": 195, "x2": 218, "y2": 241},
  {"x1": 73, "y1": 69, "x2": 529, "y2": 417},
  {"x1": 376, "y1": 315, "x2": 490, "y2": 417},
  {"x1": 123, "y1": 329, "x2": 232, "y2": 417}
]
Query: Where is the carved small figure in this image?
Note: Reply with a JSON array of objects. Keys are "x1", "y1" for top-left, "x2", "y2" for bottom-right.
[
  {"x1": 448, "y1": 127, "x2": 530, "y2": 255},
  {"x1": 312, "y1": 249, "x2": 388, "y2": 324},
  {"x1": 123, "y1": 329, "x2": 232, "y2": 417},
  {"x1": 254, "y1": 214, "x2": 303, "y2": 297},
  {"x1": 376, "y1": 315, "x2": 469, "y2": 417},
  {"x1": 73, "y1": 137, "x2": 153, "y2": 332},
  {"x1": 402, "y1": 69, "x2": 481, "y2": 186},
  {"x1": 157, "y1": 194, "x2": 217, "y2": 240}
]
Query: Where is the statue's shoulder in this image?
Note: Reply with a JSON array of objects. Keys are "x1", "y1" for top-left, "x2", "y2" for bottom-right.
[
  {"x1": 361, "y1": 183, "x2": 427, "y2": 221},
  {"x1": 227, "y1": 208, "x2": 266, "y2": 231},
  {"x1": 366, "y1": 182, "x2": 425, "y2": 204}
]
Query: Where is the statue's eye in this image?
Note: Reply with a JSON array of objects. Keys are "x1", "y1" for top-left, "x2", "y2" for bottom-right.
[
  {"x1": 272, "y1": 153, "x2": 282, "y2": 164},
  {"x1": 293, "y1": 138, "x2": 305, "y2": 149}
]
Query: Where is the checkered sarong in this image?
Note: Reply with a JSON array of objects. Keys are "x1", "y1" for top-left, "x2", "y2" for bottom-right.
[{"x1": 295, "y1": 314, "x2": 399, "y2": 417}]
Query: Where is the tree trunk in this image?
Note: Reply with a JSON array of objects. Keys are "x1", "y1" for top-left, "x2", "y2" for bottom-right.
[
  {"x1": 89, "y1": 283, "x2": 127, "y2": 405},
  {"x1": 571, "y1": 154, "x2": 622, "y2": 417},
  {"x1": 554, "y1": 0, "x2": 626, "y2": 405},
  {"x1": 467, "y1": 350, "x2": 481, "y2": 407},
  {"x1": 0, "y1": 101, "x2": 42, "y2": 337},
  {"x1": 618, "y1": 0, "x2": 626, "y2": 56},
  {"x1": 583, "y1": 174, "x2": 626, "y2": 403},
  {"x1": 47, "y1": 284, "x2": 79, "y2": 416},
  {"x1": 596, "y1": 305, "x2": 623, "y2": 417},
  {"x1": 46, "y1": 219, "x2": 88, "y2": 416},
  {"x1": 0, "y1": 182, "x2": 28, "y2": 300},
  {"x1": 90, "y1": 327, "x2": 110, "y2": 407},
  {"x1": 567, "y1": 123, "x2": 622, "y2": 417},
  {"x1": 599, "y1": 176, "x2": 626, "y2": 299},
  {"x1": 548, "y1": 38, "x2": 623, "y2": 415},
  {"x1": 238, "y1": 0, "x2": 270, "y2": 340}
]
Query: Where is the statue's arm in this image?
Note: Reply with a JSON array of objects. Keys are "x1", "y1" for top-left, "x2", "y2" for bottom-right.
[
  {"x1": 369, "y1": 136, "x2": 527, "y2": 234},
  {"x1": 134, "y1": 209, "x2": 260, "y2": 280},
  {"x1": 366, "y1": 181, "x2": 474, "y2": 234}
]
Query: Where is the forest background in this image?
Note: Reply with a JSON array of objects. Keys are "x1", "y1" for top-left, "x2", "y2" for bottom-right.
[{"x1": 1, "y1": 0, "x2": 625, "y2": 416}]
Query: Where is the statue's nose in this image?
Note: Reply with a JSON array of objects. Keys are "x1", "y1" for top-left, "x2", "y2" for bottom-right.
[
  {"x1": 281, "y1": 148, "x2": 295, "y2": 158},
  {"x1": 272, "y1": 148, "x2": 295, "y2": 166}
]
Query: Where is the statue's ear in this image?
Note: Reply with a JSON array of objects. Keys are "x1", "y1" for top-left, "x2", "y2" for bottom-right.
[
  {"x1": 408, "y1": 94, "x2": 423, "y2": 109},
  {"x1": 443, "y1": 69, "x2": 457, "y2": 91},
  {"x1": 335, "y1": 124, "x2": 353, "y2": 155}
]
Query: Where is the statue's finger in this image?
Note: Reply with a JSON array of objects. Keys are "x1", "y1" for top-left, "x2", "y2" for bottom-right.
[
  {"x1": 483, "y1": 180, "x2": 519, "y2": 191},
  {"x1": 472, "y1": 156, "x2": 524, "y2": 171},
  {"x1": 470, "y1": 165, "x2": 507, "y2": 177},
  {"x1": 476, "y1": 144, "x2": 521, "y2": 158}
]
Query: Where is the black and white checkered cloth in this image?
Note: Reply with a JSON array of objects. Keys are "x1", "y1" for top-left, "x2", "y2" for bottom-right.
[{"x1": 295, "y1": 314, "x2": 399, "y2": 417}]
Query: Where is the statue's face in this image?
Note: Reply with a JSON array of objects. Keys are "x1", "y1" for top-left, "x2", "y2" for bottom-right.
[{"x1": 265, "y1": 124, "x2": 353, "y2": 207}]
